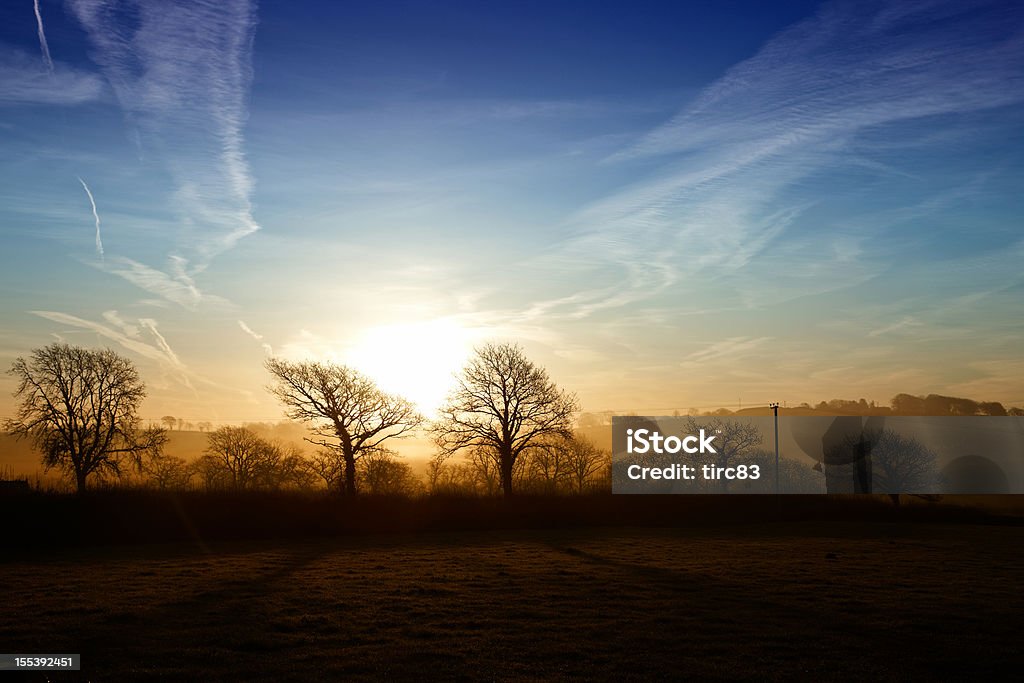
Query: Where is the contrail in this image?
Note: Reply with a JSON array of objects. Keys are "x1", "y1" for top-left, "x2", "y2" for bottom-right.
[
  {"x1": 140, "y1": 318, "x2": 183, "y2": 368},
  {"x1": 77, "y1": 177, "x2": 104, "y2": 259},
  {"x1": 33, "y1": 0, "x2": 54, "y2": 72},
  {"x1": 238, "y1": 320, "x2": 274, "y2": 355},
  {"x1": 238, "y1": 320, "x2": 263, "y2": 340}
]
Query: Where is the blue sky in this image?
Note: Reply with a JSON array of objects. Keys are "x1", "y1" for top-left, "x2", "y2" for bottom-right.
[{"x1": 1, "y1": 0, "x2": 1023, "y2": 422}]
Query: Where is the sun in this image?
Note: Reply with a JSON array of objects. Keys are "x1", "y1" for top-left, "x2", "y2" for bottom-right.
[{"x1": 346, "y1": 318, "x2": 479, "y2": 416}]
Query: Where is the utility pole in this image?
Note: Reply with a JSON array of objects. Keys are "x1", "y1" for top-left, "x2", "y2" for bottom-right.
[{"x1": 769, "y1": 402, "x2": 780, "y2": 495}]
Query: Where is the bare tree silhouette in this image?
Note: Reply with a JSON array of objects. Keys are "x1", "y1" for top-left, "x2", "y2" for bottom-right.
[
  {"x1": 265, "y1": 358, "x2": 423, "y2": 496},
  {"x1": 866, "y1": 428, "x2": 940, "y2": 494},
  {"x1": 191, "y1": 454, "x2": 233, "y2": 491},
  {"x1": 466, "y1": 447, "x2": 503, "y2": 496},
  {"x1": 201, "y1": 426, "x2": 314, "y2": 491},
  {"x1": 525, "y1": 436, "x2": 571, "y2": 494},
  {"x1": 6, "y1": 343, "x2": 166, "y2": 492},
  {"x1": 265, "y1": 447, "x2": 318, "y2": 491},
  {"x1": 139, "y1": 451, "x2": 192, "y2": 490},
  {"x1": 308, "y1": 448, "x2": 345, "y2": 491},
  {"x1": 205, "y1": 426, "x2": 281, "y2": 491},
  {"x1": 426, "y1": 458, "x2": 479, "y2": 495},
  {"x1": 562, "y1": 435, "x2": 610, "y2": 494},
  {"x1": 432, "y1": 343, "x2": 578, "y2": 497},
  {"x1": 358, "y1": 449, "x2": 421, "y2": 495}
]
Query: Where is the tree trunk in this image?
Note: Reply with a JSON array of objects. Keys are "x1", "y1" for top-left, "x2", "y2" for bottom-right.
[
  {"x1": 500, "y1": 449, "x2": 515, "y2": 498},
  {"x1": 75, "y1": 469, "x2": 88, "y2": 494},
  {"x1": 337, "y1": 428, "x2": 357, "y2": 496},
  {"x1": 344, "y1": 455, "x2": 357, "y2": 497}
]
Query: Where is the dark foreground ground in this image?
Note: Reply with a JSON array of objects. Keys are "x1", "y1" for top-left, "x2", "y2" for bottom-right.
[{"x1": 2, "y1": 512, "x2": 1023, "y2": 681}]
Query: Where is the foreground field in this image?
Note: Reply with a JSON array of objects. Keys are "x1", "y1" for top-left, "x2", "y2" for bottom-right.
[{"x1": 2, "y1": 522, "x2": 1022, "y2": 681}]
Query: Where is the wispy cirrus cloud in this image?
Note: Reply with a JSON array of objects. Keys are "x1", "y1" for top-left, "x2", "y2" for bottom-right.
[
  {"x1": 31, "y1": 309, "x2": 196, "y2": 391},
  {"x1": 97, "y1": 256, "x2": 229, "y2": 309},
  {"x1": 68, "y1": 0, "x2": 260, "y2": 304},
  {"x1": 679, "y1": 336, "x2": 773, "y2": 369},
  {"x1": 868, "y1": 317, "x2": 924, "y2": 338},
  {"x1": 0, "y1": 48, "x2": 103, "y2": 105},
  {"x1": 101, "y1": 310, "x2": 139, "y2": 339},
  {"x1": 531, "y1": 0, "x2": 1024, "y2": 318},
  {"x1": 30, "y1": 310, "x2": 257, "y2": 400},
  {"x1": 615, "y1": 1, "x2": 1024, "y2": 164}
]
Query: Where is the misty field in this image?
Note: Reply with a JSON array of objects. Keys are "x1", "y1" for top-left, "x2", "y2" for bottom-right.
[{"x1": 3, "y1": 520, "x2": 1022, "y2": 681}]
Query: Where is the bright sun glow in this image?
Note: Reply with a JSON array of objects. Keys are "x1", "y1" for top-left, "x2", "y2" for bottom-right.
[{"x1": 345, "y1": 319, "x2": 480, "y2": 416}]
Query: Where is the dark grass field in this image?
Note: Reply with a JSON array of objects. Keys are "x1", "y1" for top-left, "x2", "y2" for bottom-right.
[{"x1": 1, "y1": 496, "x2": 1023, "y2": 681}]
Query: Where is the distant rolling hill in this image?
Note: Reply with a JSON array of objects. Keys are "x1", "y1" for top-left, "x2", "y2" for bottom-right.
[{"x1": 0, "y1": 430, "x2": 212, "y2": 478}]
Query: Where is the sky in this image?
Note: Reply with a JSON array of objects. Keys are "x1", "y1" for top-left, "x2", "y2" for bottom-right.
[{"x1": 1, "y1": 0, "x2": 1023, "y2": 425}]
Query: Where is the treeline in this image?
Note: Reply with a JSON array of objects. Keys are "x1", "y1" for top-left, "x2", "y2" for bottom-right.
[
  {"x1": 789, "y1": 393, "x2": 1022, "y2": 416},
  {"x1": 72, "y1": 426, "x2": 611, "y2": 496},
  {"x1": 886, "y1": 394, "x2": 1021, "y2": 416},
  {"x1": 428, "y1": 437, "x2": 610, "y2": 496},
  {"x1": 575, "y1": 393, "x2": 1024, "y2": 423}
]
